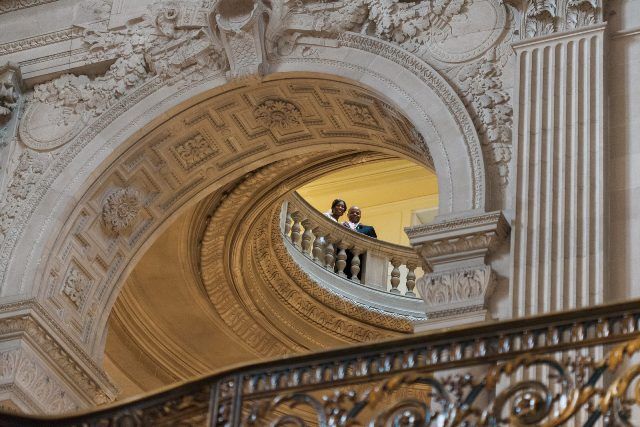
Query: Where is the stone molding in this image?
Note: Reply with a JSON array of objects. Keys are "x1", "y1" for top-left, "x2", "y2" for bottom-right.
[
  {"x1": 406, "y1": 211, "x2": 510, "y2": 267},
  {"x1": 0, "y1": 0, "x2": 59, "y2": 15},
  {"x1": 0, "y1": 300, "x2": 117, "y2": 410},
  {"x1": 407, "y1": 211, "x2": 509, "y2": 322},
  {"x1": 0, "y1": 27, "x2": 84, "y2": 56}
]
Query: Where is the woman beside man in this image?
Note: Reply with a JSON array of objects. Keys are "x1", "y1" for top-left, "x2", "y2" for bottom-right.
[{"x1": 324, "y1": 199, "x2": 377, "y2": 239}]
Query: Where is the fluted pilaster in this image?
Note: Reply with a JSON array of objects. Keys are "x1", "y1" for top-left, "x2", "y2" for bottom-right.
[{"x1": 511, "y1": 24, "x2": 606, "y2": 316}]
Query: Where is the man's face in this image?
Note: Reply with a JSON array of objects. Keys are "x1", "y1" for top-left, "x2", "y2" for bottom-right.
[{"x1": 347, "y1": 207, "x2": 361, "y2": 224}]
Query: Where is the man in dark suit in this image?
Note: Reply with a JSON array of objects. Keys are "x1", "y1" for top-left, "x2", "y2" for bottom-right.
[{"x1": 343, "y1": 206, "x2": 377, "y2": 238}]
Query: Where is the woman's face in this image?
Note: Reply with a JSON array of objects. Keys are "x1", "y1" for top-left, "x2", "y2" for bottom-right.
[{"x1": 332, "y1": 202, "x2": 346, "y2": 217}]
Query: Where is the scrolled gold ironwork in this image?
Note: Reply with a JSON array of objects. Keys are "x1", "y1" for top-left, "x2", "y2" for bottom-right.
[{"x1": 6, "y1": 302, "x2": 640, "y2": 426}]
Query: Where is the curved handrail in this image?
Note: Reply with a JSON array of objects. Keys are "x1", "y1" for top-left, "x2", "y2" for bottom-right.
[
  {"x1": 4, "y1": 298, "x2": 640, "y2": 425},
  {"x1": 283, "y1": 192, "x2": 425, "y2": 296}
]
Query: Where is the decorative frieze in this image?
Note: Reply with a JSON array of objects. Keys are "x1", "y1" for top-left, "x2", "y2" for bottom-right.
[{"x1": 0, "y1": 0, "x2": 59, "y2": 15}]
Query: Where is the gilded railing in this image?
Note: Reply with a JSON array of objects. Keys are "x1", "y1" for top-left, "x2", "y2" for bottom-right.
[
  {"x1": 5, "y1": 299, "x2": 640, "y2": 425},
  {"x1": 282, "y1": 192, "x2": 425, "y2": 296}
]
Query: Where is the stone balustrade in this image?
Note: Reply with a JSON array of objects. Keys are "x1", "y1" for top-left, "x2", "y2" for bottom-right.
[{"x1": 281, "y1": 193, "x2": 424, "y2": 297}]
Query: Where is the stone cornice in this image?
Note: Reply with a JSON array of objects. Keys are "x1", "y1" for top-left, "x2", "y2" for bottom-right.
[
  {"x1": 0, "y1": 300, "x2": 117, "y2": 404},
  {"x1": 405, "y1": 211, "x2": 509, "y2": 241},
  {"x1": 405, "y1": 211, "x2": 510, "y2": 266},
  {"x1": 0, "y1": 27, "x2": 84, "y2": 56}
]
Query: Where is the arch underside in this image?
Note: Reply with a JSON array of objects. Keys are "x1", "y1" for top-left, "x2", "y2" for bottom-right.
[{"x1": 107, "y1": 152, "x2": 429, "y2": 392}]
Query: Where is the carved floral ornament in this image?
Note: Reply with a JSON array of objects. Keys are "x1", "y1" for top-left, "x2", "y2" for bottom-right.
[
  {"x1": 254, "y1": 99, "x2": 302, "y2": 129},
  {"x1": 503, "y1": 0, "x2": 601, "y2": 38},
  {"x1": 101, "y1": 188, "x2": 142, "y2": 237}
]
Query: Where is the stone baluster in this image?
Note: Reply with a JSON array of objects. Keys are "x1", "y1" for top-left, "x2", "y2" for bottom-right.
[
  {"x1": 350, "y1": 247, "x2": 362, "y2": 282},
  {"x1": 405, "y1": 262, "x2": 417, "y2": 297},
  {"x1": 312, "y1": 227, "x2": 326, "y2": 265},
  {"x1": 335, "y1": 241, "x2": 349, "y2": 277},
  {"x1": 283, "y1": 205, "x2": 292, "y2": 237},
  {"x1": 301, "y1": 219, "x2": 314, "y2": 257},
  {"x1": 324, "y1": 236, "x2": 336, "y2": 270},
  {"x1": 390, "y1": 259, "x2": 401, "y2": 294},
  {"x1": 290, "y1": 211, "x2": 303, "y2": 249}
]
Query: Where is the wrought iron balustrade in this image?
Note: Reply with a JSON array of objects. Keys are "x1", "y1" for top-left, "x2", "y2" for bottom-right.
[{"x1": 5, "y1": 299, "x2": 640, "y2": 426}]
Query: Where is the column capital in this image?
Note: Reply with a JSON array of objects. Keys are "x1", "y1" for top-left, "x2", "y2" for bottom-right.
[
  {"x1": 406, "y1": 211, "x2": 510, "y2": 330},
  {"x1": 405, "y1": 211, "x2": 510, "y2": 271}
]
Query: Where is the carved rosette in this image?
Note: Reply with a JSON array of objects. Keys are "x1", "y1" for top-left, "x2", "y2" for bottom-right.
[
  {"x1": 101, "y1": 188, "x2": 141, "y2": 237},
  {"x1": 254, "y1": 99, "x2": 301, "y2": 129},
  {"x1": 406, "y1": 212, "x2": 510, "y2": 325}
]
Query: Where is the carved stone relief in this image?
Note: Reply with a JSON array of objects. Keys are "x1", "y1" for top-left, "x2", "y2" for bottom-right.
[
  {"x1": 504, "y1": 0, "x2": 602, "y2": 39},
  {"x1": 211, "y1": 0, "x2": 270, "y2": 78},
  {"x1": 0, "y1": 0, "x2": 59, "y2": 14},
  {"x1": 254, "y1": 99, "x2": 302, "y2": 129},
  {"x1": 0, "y1": 150, "x2": 49, "y2": 242},
  {"x1": 101, "y1": 188, "x2": 142, "y2": 236},
  {"x1": 407, "y1": 211, "x2": 509, "y2": 322},
  {"x1": 0, "y1": 64, "x2": 20, "y2": 126},
  {"x1": 0, "y1": 305, "x2": 117, "y2": 410},
  {"x1": 418, "y1": 265, "x2": 495, "y2": 318},
  {"x1": 62, "y1": 265, "x2": 90, "y2": 308}
]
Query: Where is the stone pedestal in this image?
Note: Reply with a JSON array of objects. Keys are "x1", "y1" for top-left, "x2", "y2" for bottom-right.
[{"x1": 406, "y1": 211, "x2": 510, "y2": 330}]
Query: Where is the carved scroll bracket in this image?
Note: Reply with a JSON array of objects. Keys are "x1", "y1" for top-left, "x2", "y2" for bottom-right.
[
  {"x1": 405, "y1": 211, "x2": 510, "y2": 329},
  {"x1": 0, "y1": 63, "x2": 21, "y2": 126},
  {"x1": 210, "y1": 0, "x2": 270, "y2": 79}
]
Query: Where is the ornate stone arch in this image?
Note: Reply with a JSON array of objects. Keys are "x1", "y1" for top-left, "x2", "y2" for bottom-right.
[{"x1": 1, "y1": 42, "x2": 486, "y2": 365}]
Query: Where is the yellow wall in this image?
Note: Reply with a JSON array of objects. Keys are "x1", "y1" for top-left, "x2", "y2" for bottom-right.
[{"x1": 297, "y1": 159, "x2": 438, "y2": 246}]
